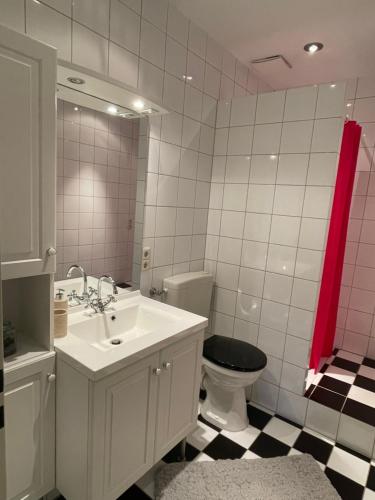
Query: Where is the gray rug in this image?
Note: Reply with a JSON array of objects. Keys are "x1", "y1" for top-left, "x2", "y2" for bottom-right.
[{"x1": 155, "y1": 454, "x2": 340, "y2": 499}]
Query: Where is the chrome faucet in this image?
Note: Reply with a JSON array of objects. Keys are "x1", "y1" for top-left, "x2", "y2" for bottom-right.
[
  {"x1": 66, "y1": 264, "x2": 89, "y2": 302},
  {"x1": 89, "y1": 275, "x2": 118, "y2": 313}
]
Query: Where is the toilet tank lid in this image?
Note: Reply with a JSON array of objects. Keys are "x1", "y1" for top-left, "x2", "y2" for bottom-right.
[{"x1": 163, "y1": 271, "x2": 213, "y2": 290}]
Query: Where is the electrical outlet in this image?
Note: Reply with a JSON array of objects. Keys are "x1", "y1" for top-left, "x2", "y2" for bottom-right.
[
  {"x1": 143, "y1": 246, "x2": 151, "y2": 260},
  {"x1": 142, "y1": 259, "x2": 150, "y2": 270}
]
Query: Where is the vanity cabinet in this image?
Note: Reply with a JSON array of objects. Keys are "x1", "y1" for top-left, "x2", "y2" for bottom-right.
[
  {"x1": 0, "y1": 24, "x2": 56, "y2": 280},
  {"x1": 4, "y1": 354, "x2": 56, "y2": 500},
  {"x1": 56, "y1": 330, "x2": 203, "y2": 500}
]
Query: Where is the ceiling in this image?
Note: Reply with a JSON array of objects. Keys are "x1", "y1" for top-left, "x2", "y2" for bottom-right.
[{"x1": 171, "y1": 0, "x2": 375, "y2": 89}]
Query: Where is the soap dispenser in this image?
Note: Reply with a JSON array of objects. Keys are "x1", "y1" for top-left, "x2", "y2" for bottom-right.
[{"x1": 54, "y1": 288, "x2": 68, "y2": 311}]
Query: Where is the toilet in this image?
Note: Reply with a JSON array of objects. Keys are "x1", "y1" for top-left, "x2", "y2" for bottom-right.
[{"x1": 163, "y1": 271, "x2": 267, "y2": 432}]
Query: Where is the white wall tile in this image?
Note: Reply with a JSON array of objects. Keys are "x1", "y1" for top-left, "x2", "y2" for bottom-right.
[
  {"x1": 73, "y1": 0, "x2": 110, "y2": 37},
  {"x1": 220, "y1": 211, "x2": 245, "y2": 238},
  {"x1": 109, "y1": 42, "x2": 138, "y2": 88},
  {"x1": 261, "y1": 300, "x2": 289, "y2": 332},
  {"x1": 222, "y1": 184, "x2": 248, "y2": 211},
  {"x1": 72, "y1": 22, "x2": 108, "y2": 74},
  {"x1": 311, "y1": 118, "x2": 343, "y2": 153},
  {"x1": 241, "y1": 240, "x2": 267, "y2": 270},
  {"x1": 247, "y1": 185, "x2": 274, "y2": 213},
  {"x1": 284, "y1": 86, "x2": 318, "y2": 122},
  {"x1": 166, "y1": 4, "x2": 188, "y2": 46},
  {"x1": 299, "y1": 218, "x2": 327, "y2": 250},
  {"x1": 225, "y1": 156, "x2": 250, "y2": 183},
  {"x1": 274, "y1": 186, "x2": 305, "y2": 216},
  {"x1": 250, "y1": 155, "x2": 278, "y2": 184},
  {"x1": 0, "y1": 0, "x2": 25, "y2": 32},
  {"x1": 270, "y1": 215, "x2": 300, "y2": 247},
  {"x1": 303, "y1": 186, "x2": 332, "y2": 218},
  {"x1": 230, "y1": 95, "x2": 256, "y2": 126},
  {"x1": 316, "y1": 82, "x2": 346, "y2": 119},
  {"x1": 280, "y1": 120, "x2": 314, "y2": 153},
  {"x1": 255, "y1": 91, "x2": 285, "y2": 124},
  {"x1": 26, "y1": 0, "x2": 71, "y2": 60},
  {"x1": 252, "y1": 123, "x2": 282, "y2": 154},
  {"x1": 142, "y1": 0, "x2": 168, "y2": 31},
  {"x1": 266, "y1": 244, "x2": 297, "y2": 276},
  {"x1": 263, "y1": 272, "x2": 293, "y2": 305},
  {"x1": 110, "y1": 0, "x2": 140, "y2": 54},
  {"x1": 227, "y1": 126, "x2": 253, "y2": 155},
  {"x1": 243, "y1": 213, "x2": 271, "y2": 242},
  {"x1": 277, "y1": 154, "x2": 309, "y2": 185},
  {"x1": 140, "y1": 19, "x2": 166, "y2": 69}
]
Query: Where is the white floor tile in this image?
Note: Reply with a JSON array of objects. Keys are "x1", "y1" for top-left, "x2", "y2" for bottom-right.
[
  {"x1": 221, "y1": 425, "x2": 261, "y2": 449},
  {"x1": 262, "y1": 417, "x2": 301, "y2": 446},
  {"x1": 325, "y1": 365, "x2": 356, "y2": 384},
  {"x1": 336, "y1": 349, "x2": 364, "y2": 363},
  {"x1": 242, "y1": 450, "x2": 261, "y2": 460},
  {"x1": 348, "y1": 385, "x2": 375, "y2": 408},
  {"x1": 359, "y1": 365, "x2": 375, "y2": 380},
  {"x1": 363, "y1": 488, "x2": 375, "y2": 500},
  {"x1": 194, "y1": 452, "x2": 214, "y2": 462},
  {"x1": 327, "y1": 446, "x2": 370, "y2": 485},
  {"x1": 187, "y1": 420, "x2": 219, "y2": 450}
]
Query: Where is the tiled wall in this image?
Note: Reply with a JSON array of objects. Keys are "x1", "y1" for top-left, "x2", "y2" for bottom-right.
[
  {"x1": 336, "y1": 77, "x2": 375, "y2": 359},
  {"x1": 56, "y1": 99, "x2": 138, "y2": 283},
  {"x1": 204, "y1": 83, "x2": 346, "y2": 424},
  {"x1": 0, "y1": 0, "x2": 270, "y2": 290}
]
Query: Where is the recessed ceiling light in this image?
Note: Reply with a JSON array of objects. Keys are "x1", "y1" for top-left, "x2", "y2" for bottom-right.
[
  {"x1": 304, "y1": 42, "x2": 323, "y2": 53},
  {"x1": 74, "y1": 106, "x2": 79, "y2": 111},
  {"x1": 107, "y1": 105, "x2": 118, "y2": 114},
  {"x1": 330, "y1": 84, "x2": 336, "y2": 88},
  {"x1": 133, "y1": 99, "x2": 145, "y2": 110},
  {"x1": 67, "y1": 76, "x2": 85, "y2": 85}
]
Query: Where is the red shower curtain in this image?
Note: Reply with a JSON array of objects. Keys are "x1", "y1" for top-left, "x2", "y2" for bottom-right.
[{"x1": 309, "y1": 120, "x2": 362, "y2": 371}]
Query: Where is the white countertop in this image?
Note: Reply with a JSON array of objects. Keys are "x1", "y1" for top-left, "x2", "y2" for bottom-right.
[{"x1": 54, "y1": 291, "x2": 208, "y2": 380}]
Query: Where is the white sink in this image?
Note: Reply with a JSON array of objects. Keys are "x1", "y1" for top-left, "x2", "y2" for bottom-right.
[
  {"x1": 54, "y1": 291, "x2": 208, "y2": 380},
  {"x1": 69, "y1": 303, "x2": 180, "y2": 351}
]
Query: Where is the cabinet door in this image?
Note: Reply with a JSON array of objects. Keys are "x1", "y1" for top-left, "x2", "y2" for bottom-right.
[
  {"x1": 4, "y1": 355, "x2": 55, "y2": 500},
  {"x1": 154, "y1": 332, "x2": 203, "y2": 461},
  {"x1": 91, "y1": 353, "x2": 159, "y2": 500},
  {"x1": 0, "y1": 25, "x2": 56, "y2": 280}
]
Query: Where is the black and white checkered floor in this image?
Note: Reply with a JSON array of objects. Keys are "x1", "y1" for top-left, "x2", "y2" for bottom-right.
[
  {"x1": 306, "y1": 349, "x2": 375, "y2": 426},
  {"x1": 118, "y1": 402, "x2": 375, "y2": 500}
]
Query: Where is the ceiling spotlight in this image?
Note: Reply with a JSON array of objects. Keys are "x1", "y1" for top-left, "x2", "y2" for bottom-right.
[
  {"x1": 330, "y1": 84, "x2": 336, "y2": 88},
  {"x1": 304, "y1": 42, "x2": 323, "y2": 54},
  {"x1": 74, "y1": 106, "x2": 79, "y2": 111},
  {"x1": 133, "y1": 99, "x2": 145, "y2": 110},
  {"x1": 67, "y1": 76, "x2": 85, "y2": 85},
  {"x1": 107, "y1": 105, "x2": 118, "y2": 114}
]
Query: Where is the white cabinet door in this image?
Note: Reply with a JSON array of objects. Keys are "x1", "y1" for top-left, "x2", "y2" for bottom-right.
[
  {"x1": 5, "y1": 355, "x2": 55, "y2": 500},
  {"x1": 0, "y1": 24, "x2": 56, "y2": 280},
  {"x1": 91, "y1": 353, "x2": 159, "y2": 500},
  {"x1": 154, "y1": 332, "x2": 203, "y2": 461}
]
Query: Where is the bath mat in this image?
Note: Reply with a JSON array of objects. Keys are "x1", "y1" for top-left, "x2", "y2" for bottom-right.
[{"x1": 155, "y1": 454, "x2": 340, "y2": 499}]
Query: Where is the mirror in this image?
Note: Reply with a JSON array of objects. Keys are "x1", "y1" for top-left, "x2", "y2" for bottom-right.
[{"x1": 54, "y1": 64, "x2": 166, "y2": 295}]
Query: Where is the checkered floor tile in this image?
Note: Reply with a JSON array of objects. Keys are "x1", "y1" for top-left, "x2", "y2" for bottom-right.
[
  {"x1": 306, "y1": 349, "x2": 375, "y2": 427},
  {"x1": 116, "y1": 402, "x2": 375, "y2": 500}
]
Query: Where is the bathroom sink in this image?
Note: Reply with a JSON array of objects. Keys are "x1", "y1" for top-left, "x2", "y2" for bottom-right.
[
  {"x1": 54, "y1": 291, "x2": 208, "y2": 380},
  {"x1": 69, "y1": 303, "x2": 180, "y2": 351}
]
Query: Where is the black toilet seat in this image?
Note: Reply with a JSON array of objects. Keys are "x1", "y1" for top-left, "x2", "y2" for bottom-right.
[{"x1": 203, "y1": 335, "x2": 267, "y2": 373}]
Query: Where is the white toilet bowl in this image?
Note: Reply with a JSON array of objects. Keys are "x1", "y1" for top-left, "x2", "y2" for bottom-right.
[
  {"x1": 201, "y1": 358, "x2": 264, "y2": 431},
  {"x1": 201, "y1": 335, "x2": 267, "y2": 432}
]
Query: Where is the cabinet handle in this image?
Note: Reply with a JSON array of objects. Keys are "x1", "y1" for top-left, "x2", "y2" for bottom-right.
[
  {"x1": 47, "y1": 373, "x2": 56, "y2": 383},
  {"x1": 153, "y1": 368, "x2": 162, "y2": 376},
  {"x1": 163, "y1": 362, "x2": 171, "y2": 370},
  {"x1": 47, "y1": 247, "x2": 57, "y2": 256}
]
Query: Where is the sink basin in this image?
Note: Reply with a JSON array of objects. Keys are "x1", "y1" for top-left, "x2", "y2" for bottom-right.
[
  {"x1": 69, "y1": 303, "x2": 180, "y2": 351},
  {"x1": 54, "y1": 291, "x2": 208, "y2": 380}
]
